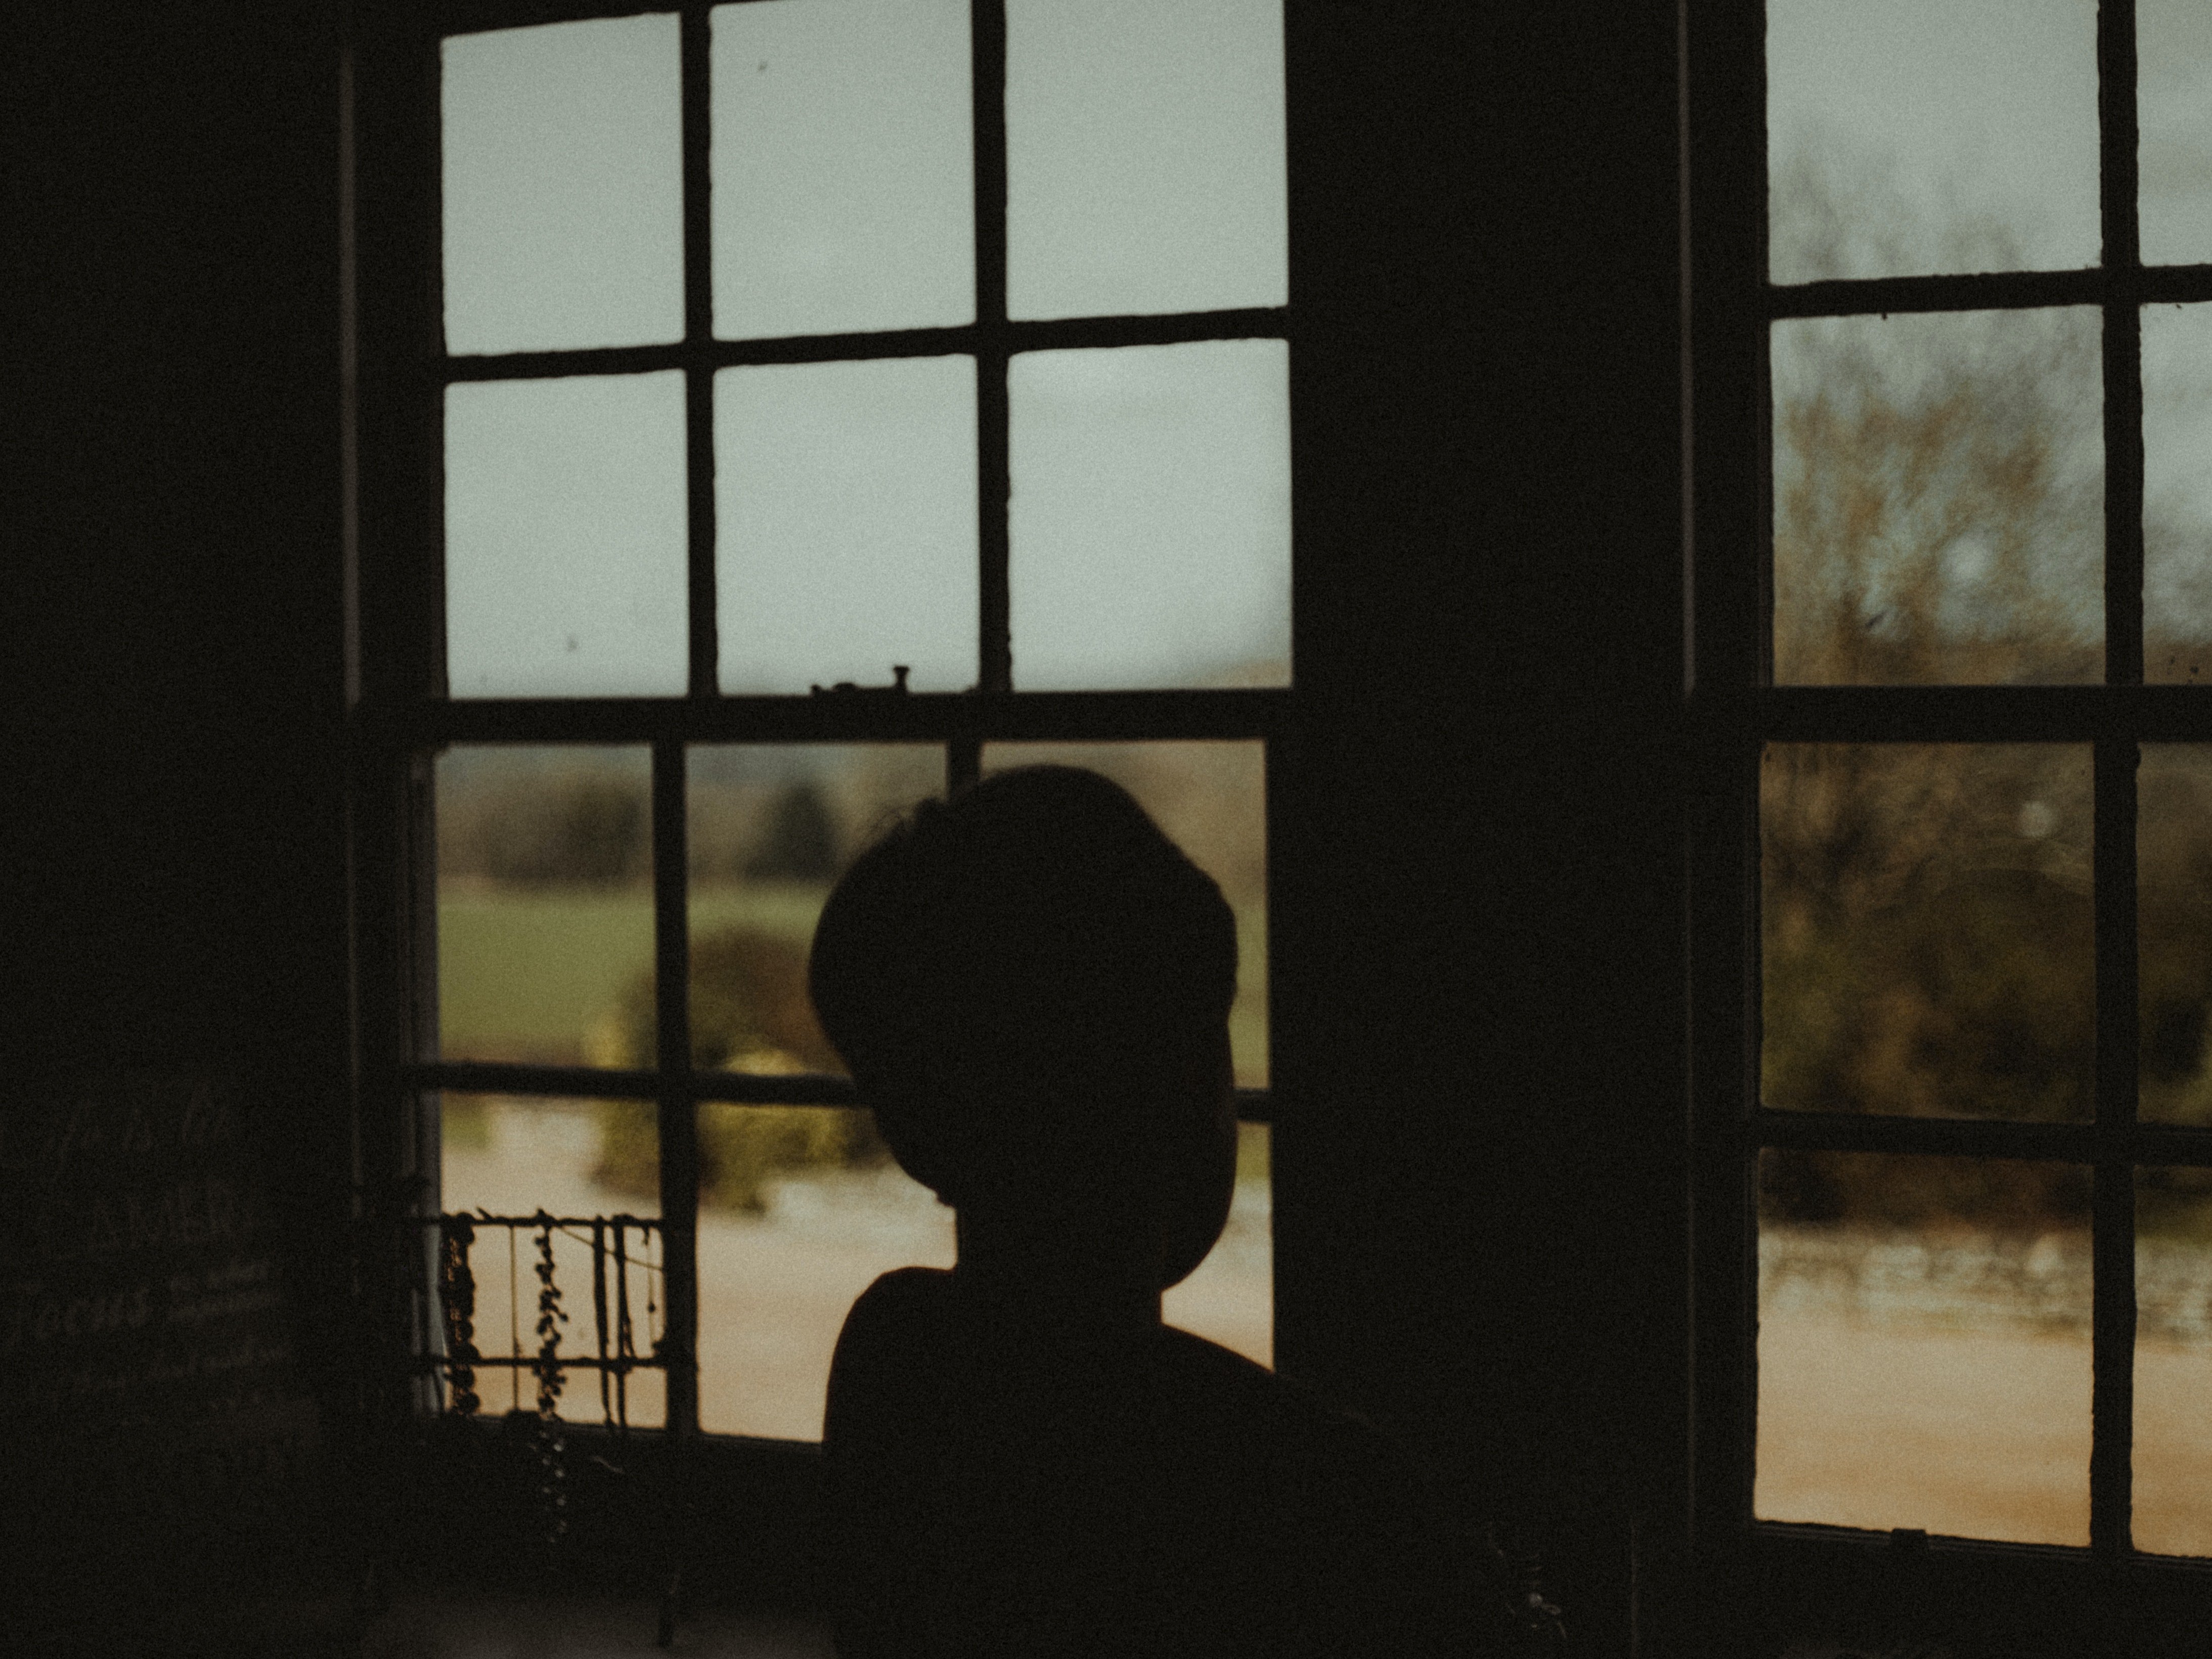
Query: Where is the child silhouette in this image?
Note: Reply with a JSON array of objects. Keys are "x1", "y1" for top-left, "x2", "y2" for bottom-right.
[{"x1": 810, "y1": 765, "x2": 1517, "y2": 1657}]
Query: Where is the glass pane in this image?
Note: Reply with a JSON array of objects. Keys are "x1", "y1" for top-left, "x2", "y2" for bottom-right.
[
  {"x1": 2136, "y1": 1165, "x2": 2212, "y2": 1557},
  {"x1": 442, "y1": 18, "x2": 682, "y2": 355},
  {"x1": 1765, "y1": 0, "x2": 2098, "y2": 283},
  {"x1": 1761, "y1": 744, "x2": 2093, "y2": 1121},
  {"x1": 446, "y1": 374, "x2": 688, "y2": 698},
  {"x1": 685, "y1": 744, "x2": 946, "y2": 1076},
  {"x1": 1006, "y1": 0, "x2": 1286, "y2": 320},
  {"x1": 1756, "y1": 1150, "x2": 2091, "y2": 1544},
  {"x1": 437, "y1": 746, "x2": 654, "y2": 1065},
  {"x1": 1162, "y1": 1121, "x2": 1271, "y2": 1370},
  {"x1": 2140, "y1": 747, "x2": 2212, "y2": 1123},
  {"x1": 984, "y1": 741, "x2": 1268, "y2": 1088},
  {"x1": 2140, "y1": 0, "x2": 2212, "y2": 267},
  {"x1": 710, "y1": 0, "x2": 972, "y2": 338},
  {"x1": 438, "y1": 1092, "x2": 666, "y2": 1429},
  {"x1": 696, "y1": 1103, "x2": 956, "y2": 1441},
  {"x1": 695, "y1": 1099, "x2": 1270, "y2": 1437},
  {"x1": 716, "y1": 360, "x2": 977, "y2": 694},
  {"x1": 1771, "y1": 310, "x2": 2103, "y2": 685},
  {"x1": 2144, "y1": 307, "x2": 2212, "y2": 682},
  {"x1": 1009, "y1": 341, "x2": 1290, "y2": 690}
]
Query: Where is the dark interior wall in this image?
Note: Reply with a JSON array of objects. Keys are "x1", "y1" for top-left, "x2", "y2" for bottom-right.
[
  {"x1": 5, "y1": 0, "x2": 356, "y2": 1610},
  {"x1": 6, "y1": 0, "x2": 1689, "y2": 1645},
  {"x1": 1278, "y1": 0, "x2": 1685, "y2": 1621},
  {"x1": 9, "y1": 2, "x2": 348, "y2": 1080}
]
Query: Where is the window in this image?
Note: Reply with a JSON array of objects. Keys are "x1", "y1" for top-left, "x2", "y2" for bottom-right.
[
  {"x1": 1688, "y1": 0, "x2": 2212, "y2": 1630},
  {"x1": 350, "y1": 0, "x2": 1292, "y2": 1568}
]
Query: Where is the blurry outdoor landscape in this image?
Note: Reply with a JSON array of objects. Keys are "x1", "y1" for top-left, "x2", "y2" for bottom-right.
[
  {"x1": 435, "y1": 735, "x2": 1274, "y2": 1442},
  {"x1": 1756, "y1": 29, "x2": 2212, "y2": 1552}
]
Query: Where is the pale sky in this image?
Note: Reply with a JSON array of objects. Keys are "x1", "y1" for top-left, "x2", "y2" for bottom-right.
[
  {"x1": 1766, "y1": 0, "x2": 2212, "y2": 643},
  {"x1": 438, "y1": 0, "x2": 1289, "y2": 699}
]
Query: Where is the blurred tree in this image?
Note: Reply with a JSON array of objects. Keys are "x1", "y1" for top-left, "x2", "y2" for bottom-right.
[
  {"x1": 744, "y1": 781, "x2": 840, "y2": 882},
  {"x1": 1758, "y1": 152, "x2": 2212, "y2": 1223},
  {"x1": 592, "y1": 924, "x2": 888, "y2": 1212},
  {"x1": 446, "y1": 770, "x2": 649, "y2": 887}
]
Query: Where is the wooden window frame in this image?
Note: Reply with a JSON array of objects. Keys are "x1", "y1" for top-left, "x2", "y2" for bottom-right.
[
  {"x1": 345, "y1": 0, "x2": 1297, "y2": 1609},
  {"x1": 1684, "y1": 0, "x2": 2212, "y2": 1642}
]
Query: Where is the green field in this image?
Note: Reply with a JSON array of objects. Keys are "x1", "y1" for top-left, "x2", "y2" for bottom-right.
[{"x1": 438, "y1": 882, "x2": 1270, "y2": 1083}]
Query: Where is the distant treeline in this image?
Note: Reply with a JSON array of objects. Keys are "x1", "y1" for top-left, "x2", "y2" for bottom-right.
[
  {"x1": 1761, "y1": 152, "x2": 2212, "y2": 1231},
  {"x1": 438, "y1": 772, "x2": 846, "y2": 887}
]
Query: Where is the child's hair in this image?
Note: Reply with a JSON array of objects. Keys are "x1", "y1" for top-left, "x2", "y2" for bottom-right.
[{"x1": 808, "y1": 765, "x2": 1237, "y2": 1209}]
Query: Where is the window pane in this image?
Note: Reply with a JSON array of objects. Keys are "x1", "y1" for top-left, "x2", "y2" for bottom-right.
[
  {"x1": 1761, "y1": 744, "x2": 2093, "y2": 1121},
  {"x1": 688, "y1": 745, "x2": 949, "y2": 1439},
  {"x1": 2140, "y1": 746, "x2": 2212, "y2": 1123},
  {"x1": 2136, "y1": 1165, "x2": 2212, "y2": 1557},
  {"x1": 446, "y1": 375, "x2": 688, "y2": 698},
  {"x1": 716, "y1": 360, "x2": 977, "y2": 694},
  {"x1": 1006, "y1": 0, "x2": 1286, "y2": 320},
  {"x1": 686, "y1": 743, "x2": 945, "y2": 1077},
  {"x1": 710, "y1": 0, "x2": 973, "y2": 339},
  {"x1": 438, "y1": 1092, "x2": 666, "y2": 1429},
  {"x1": 442, "y1": 18, "x2": 682, "y2": 355},
  {"x1": 1765, "y1": 0, "x2": 2098, "y2": 284},
  {"x1": 2144, "y1": 307, "x2": 2212, "y2": 682},
  {"x1": 437, "y1": 746, "x2": 654, "y2": 1065},
  {"x1": 696, "y1": 1105, "x2": 955, "y2": 1440},
  {"x1": 1772, "y1": 310, "x2": 2103, "y2": 685},
  {"x1": 1163, "y1": 1122, "x2": 1271, "y2": 1370},
  {"x1": 2140, "y1": 0, "x2": 2212, "y2": 267},
  {"x1": 1756, "y1": 1150, "x2": 2091, "y2": 1544},
  {"x1": 695, "y1": 1129, "x2": 1272, "y2": 1443},
  {"x1": 1010, "y1": 341, "x2": 1290, "y2": 690},
  {"x1": 983, "y1": 740, "x2": 1268, "y2": 1089}
]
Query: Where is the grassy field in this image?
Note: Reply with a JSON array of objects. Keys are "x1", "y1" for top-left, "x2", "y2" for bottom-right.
[{"x1": 438, "y1": 882, "x2": 1271, "y2": 1082}]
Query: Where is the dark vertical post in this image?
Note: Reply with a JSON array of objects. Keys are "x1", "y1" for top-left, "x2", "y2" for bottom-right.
[
  {"x1": 653, "y1": 743, "x2": 697, "y2": 1420},
  {"x1": 347, "y1": 0, "x2": 446, "y2": 1610},
  {"x1": 2093, "y1": 0, "x2": 2142, "y2": 1580},
  {"x1": 1679, "y1": 0, "x2": 1769, "y2": 1650},
  {"x1": 2100, "y1": 0, "x2": 2143, "y2": 689},
  {"x1": 973, "y1": 0, "x2": 1011, "y2": 696},
  {"x1": 2091, "y1": 736, "x2": 2141, "y2": 1568},
  {"x1": 682, "y1": 6, "x2": 719, "y2": 701},
  {"x1": 1684, "y1": 736, "x2": 1763, "y2": 1659},
  {"x1": 651, "y1": 737, "x2": 696, "y2": 1642}
]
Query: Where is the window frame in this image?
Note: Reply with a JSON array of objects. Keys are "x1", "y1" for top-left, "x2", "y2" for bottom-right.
[
  {"x1": 1685, "y1": 0, "x2": 2212, "y2": 1637},
  {"x1": 346, "y1": 0, "x2": 1297, "y2": 1579}
]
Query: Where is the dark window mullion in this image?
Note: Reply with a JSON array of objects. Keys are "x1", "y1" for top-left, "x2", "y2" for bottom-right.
[
  {"x1": 2092, "y1": 739, "x2": 2142, "y2": 1562},
  {"x1": 1768, "y1": 268, "x2": 2212, "y2": 323},
  {"x1": 437, "y1": 307, "x2": 1291, "y2": 384},
  {"x1": 2092, "y1": 0, "x2": 2143, "y2": 1565},
  {"x1": 972, "y1": 0, "x2": 1010, "y2": 713},
  {"x1": 682, "y1": 5, "x2": 717, "y2": 701},
  {"x1": 401, "y1": 686, "x2": 1288, "y2": 748},
  {"x1": 651, "y1": 739, "x2": 699, "y2": 1437}
]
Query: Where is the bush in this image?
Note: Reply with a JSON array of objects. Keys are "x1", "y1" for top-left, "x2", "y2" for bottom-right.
[{"x1": 592, "y1": 924, "x2": 888, "y2": 1212}]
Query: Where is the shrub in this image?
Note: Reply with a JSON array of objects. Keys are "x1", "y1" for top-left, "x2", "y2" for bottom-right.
[{"x1": 592, "y1": 924, "x2": 888, "y2": 1212}]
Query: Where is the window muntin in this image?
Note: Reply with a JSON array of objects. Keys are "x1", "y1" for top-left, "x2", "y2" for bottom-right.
[
  {"x1": 1722, "y1": 0, "x2": 2212, "y2": 1572},
  {"x1": 411, "y1": 0, "x2": 1289, "y2": 1448}
]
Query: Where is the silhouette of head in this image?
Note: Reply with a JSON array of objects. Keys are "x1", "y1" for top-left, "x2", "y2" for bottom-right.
[{"x1": 809, "y1": 765, "x2": 1240, "y2": 1293}]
